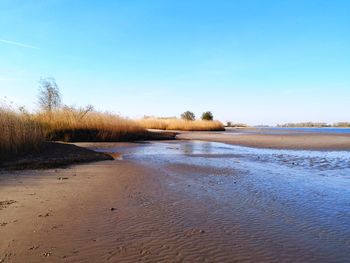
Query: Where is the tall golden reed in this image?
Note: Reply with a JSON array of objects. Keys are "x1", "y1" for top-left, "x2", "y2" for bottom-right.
[
  {"x1": 0, "y1": 107, "x2": 224, "y2": 160},
  {"x1": 0, "y1": 106, "x2": 145, "y2": 159},
  {"x1": 34, "y1": 107, "x2": 145, "y2": 141},
  {"x1": 0, "y1": 108, "x2": 44, "y2": 160},
  {"x1": 137, "y1": 118, "x2": 225, "y2": 131}
]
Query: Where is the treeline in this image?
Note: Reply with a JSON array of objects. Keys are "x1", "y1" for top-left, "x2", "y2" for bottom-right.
[{"x1": 277, "y1": 122, "x2": 350, "y2": 128}]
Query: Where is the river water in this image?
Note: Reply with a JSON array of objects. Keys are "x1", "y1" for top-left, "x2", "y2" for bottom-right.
[{"x1": 93, "y1": 140, "x2": 350, "y2": 262}]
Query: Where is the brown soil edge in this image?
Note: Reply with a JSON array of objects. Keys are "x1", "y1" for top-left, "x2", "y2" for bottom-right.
[
  {"x1": 138, "y1": 131, "x2": 178, "y2": 141},
  {"x1": 0, "y1": 132, "x2": 178, "y2": 171},
  {"x1": 0, "y1": 131, "x2": 177, "y2": 171},
  {"x1": 0, "y1": 142, "x2": 113, "y2": 171},
  {"x1": 48, "y1": 129, "x2": 178, "y2": 142}
]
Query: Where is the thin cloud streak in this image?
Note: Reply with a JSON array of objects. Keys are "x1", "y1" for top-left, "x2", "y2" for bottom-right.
[{"x1": 0, "y1": 39, "x2": 38, "y2": 49}]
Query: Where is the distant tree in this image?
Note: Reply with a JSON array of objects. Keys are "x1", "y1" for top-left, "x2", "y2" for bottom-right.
[
  {"x1": 38, "y1": 78, "x2": 61, "y2": 112},
  {"x1": 201, "y1": 111, "x2": 213, "y2": 121},
  {"x1": 226, "y1": 121, "x2": 232, "y2": 127},
  {"x1": 181, "y1": 111, "x2": 195, "y2": 121}
]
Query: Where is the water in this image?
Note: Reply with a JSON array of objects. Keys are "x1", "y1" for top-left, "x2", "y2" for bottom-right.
[{"x1": 92, "y1": 141, "x2": 350, "y2": 261}]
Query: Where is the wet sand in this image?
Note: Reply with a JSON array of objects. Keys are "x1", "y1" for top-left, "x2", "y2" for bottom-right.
[
  {"x1": 1, "y1": 141, "x2": 349, "y2": 262},
  {"x1": 177, "y1": 131, "x2": 350, "y2": 150}
]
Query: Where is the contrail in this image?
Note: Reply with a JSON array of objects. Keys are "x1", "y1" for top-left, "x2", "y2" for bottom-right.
[{"x1": 0, "y1": 39, "x2": 38, "y2": 49}]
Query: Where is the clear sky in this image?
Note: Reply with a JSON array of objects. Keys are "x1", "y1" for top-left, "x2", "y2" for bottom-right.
[{"x1": 0, "y1": 0, "x2": 349, "y2": 125}]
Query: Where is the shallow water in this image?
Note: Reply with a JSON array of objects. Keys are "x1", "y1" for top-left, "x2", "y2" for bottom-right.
[{"x1": 93, "y1": 141, "x2": 350, "y2": 262}]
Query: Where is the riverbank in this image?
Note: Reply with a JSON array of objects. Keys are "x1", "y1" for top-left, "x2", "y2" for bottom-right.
[
  {"x1": 0, "y1": 142, "x2": 113, "y2": 170},
  {"x1": 177, "y1": 130, "x2": 350, "y2": 151},
  {"x1": 1, "y1": 141, "x2": 349, "y2": 262},
  {"x1": 0, "y1": 131, "x2": 177, "y2": 170}
]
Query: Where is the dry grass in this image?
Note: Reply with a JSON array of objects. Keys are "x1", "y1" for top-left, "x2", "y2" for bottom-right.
[
  {"x1": 0, "y1": 108, "x2": 44, "y2": 161},
  {"x1": 137, "y1": 118, "x2": 225, "y2": 131},
  {"x1": 2, "y1": 106, "x2": 220, "y2": 161},
  {"x1": 0, "y1": 106, "x2": 145, "y2": 160},
  {"x1": 34, "y1": 108, "x2": 146, "y2": 142}
]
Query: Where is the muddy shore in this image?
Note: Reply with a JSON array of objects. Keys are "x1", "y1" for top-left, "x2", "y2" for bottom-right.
[
  {"x1": 177, "y1": 131, "x2": 350, "y2": 150},
  {"x1": 0, "y1": 131, "x2": 177, "y2": 171},
  {"x1": 2, "y1": 129, "x2": 349, "y2": 171},
  {"x1": 1, "y1": 141, "x2": 349, "y2": 262},
  {"x1": 0, "y1": 142, "x2": 113, "y2": 171}
]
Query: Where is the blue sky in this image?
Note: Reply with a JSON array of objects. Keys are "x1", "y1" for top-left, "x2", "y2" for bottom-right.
[{"x1": 0, "y1": 0, "x2": 349, "y2": 125}]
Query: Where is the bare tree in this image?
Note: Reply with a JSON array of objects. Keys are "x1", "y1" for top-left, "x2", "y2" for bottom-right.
[
  {"x1": 62, "y1": 104, "x2": 94, "y2": 120},
  {"x1": 38, "y1": 78, "x2": 61, "y2": 112},
  {"x1": 78, "y1": 104, "x2": 94, "y2": 120}
]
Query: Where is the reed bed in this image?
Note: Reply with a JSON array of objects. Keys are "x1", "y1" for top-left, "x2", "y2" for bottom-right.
[
  {"x1": 1, "y1": 106, "x2": 179, "y2": 161},
  {"x1": 137, "y1": 118, "x2": 225, "y2": 131},
  {"x1": 0, "y1": 108, "x2": 44, "y2": 161},
  {"x1": 34, "y1": 108, "x2": 146, "y2": 142},
  {"x1": 1, "y1": 106, "x2": 220, "y2": 161}
]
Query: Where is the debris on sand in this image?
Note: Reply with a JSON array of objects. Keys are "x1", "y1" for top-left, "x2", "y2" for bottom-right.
[
  {"x1": 57, "y1": 177, "x2": 69, "y2": 180},
  {"x1": 0, "y1": 200, "x2": 16, "y2": 210},
  {"x1": 38, "y1": 213, "x2": 50, "y2": 218},
  {"x1": 29, "y1": 246, "x2": 39, "y2": 250}
]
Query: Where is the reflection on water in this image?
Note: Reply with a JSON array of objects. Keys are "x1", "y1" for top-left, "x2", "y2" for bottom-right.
[
  {"x1": 179, "y1": 141, "x2": 214, "y2": 155},
  {"x1": 93, "y1": 141, "x2": 350, "y2": 261},
  {"x1": 122, "y1": 141, "x2": 350, "y2": 175}
]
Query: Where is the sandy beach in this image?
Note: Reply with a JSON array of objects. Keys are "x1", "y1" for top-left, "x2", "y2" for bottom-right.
[
  {"x1": 2, "y1": 1, "x2": 349, "y2": 261},
  {"x1": 1, "y1": 139, "x2": 350, "y2": 262},
  {"x1": 177, "y1": 130, "x2": 350, "y2": 150}
]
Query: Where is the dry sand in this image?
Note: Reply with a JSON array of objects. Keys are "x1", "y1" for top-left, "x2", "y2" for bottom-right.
[{"x1": 177, "y1": 131, "x2": 350, "y2": 150}]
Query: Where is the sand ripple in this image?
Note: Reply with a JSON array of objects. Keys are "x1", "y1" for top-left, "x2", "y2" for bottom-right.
[{"x1": 1, "y1": 141, "x2": 349, "y2": 262}]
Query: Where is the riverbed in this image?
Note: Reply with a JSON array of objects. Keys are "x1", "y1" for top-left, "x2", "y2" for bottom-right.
[{"x1": 1, "y1": 140, "x2": 349, "y2": 262}]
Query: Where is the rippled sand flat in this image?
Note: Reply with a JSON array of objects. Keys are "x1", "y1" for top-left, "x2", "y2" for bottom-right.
[{"x1": 1, "y1": 141, "x2": 349, "y2": 262}]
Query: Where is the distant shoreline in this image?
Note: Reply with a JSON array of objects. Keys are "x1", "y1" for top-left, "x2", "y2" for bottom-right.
[{"x1": 176, "y1": 129, "x2": 350, "y2": 151}]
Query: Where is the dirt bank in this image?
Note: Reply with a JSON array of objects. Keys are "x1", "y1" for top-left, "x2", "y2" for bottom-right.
[{"x1": 0, "y1": 142, "x2": 113, "y2": 170}]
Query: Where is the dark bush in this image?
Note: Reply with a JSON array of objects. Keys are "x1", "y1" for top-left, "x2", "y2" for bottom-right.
[{"x1": 201, "y1": 111, "x2": 213, "y2": 121}]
